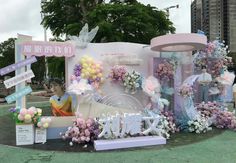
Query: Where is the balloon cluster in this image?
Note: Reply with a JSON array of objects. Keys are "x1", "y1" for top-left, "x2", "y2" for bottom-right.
[
  {"x1": 37, "y1": 117, "x2": 52, "y2": 129},
  {"x1": 9, "y1": 106, "x2": 51, "y2": 129},
  {"x1": 72, "y1": 55, "x2": 103, "y2": 86},
  {"x1": 73, "y1": 64, "x2": 82, "y2": 81},
  {"x1": 17, "y1": 107, "x2": 41, "y2": 123}
]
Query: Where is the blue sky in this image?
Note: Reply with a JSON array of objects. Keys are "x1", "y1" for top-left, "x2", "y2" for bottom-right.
[{"x1": 0, "y1": 0, "x2": 192, "y2": 43}]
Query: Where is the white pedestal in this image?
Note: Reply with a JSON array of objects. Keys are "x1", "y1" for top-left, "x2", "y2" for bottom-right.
[
  {"x1": 16, "y1": 124, "x2": 34, "y2": 145},
  {"x1": 94, "y1": 136, "x2": 166, "y2": 151}
]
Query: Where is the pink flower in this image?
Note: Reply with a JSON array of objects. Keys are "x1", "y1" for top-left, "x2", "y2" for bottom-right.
[
  {"x1": 81, "y1": 136, "x2": 86, "y2": 141},
  {"x1": 85, "y1": 137, "x2": 90, "y2": 142},
  {"x1": 84, "y1": 129, "x2": 90, "y2": 136}
]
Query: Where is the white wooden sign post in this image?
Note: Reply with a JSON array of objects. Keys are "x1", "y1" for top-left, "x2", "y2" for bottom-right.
[{"x1": 15, "y1": 34, "x2": 32, "y2": 109}]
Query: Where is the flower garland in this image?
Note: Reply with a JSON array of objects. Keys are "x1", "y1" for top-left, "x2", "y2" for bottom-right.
[
  {"x1": 61, "y1": 115, "x2": 100, "y2": 146},
  {"x1": 123, "y1": 70, "x2": 142, "y2": 94}
]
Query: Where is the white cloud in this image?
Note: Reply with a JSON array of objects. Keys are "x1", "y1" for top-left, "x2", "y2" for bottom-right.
[{"x1": 0, "y1": 0, "x2": 51, "y2": 42}]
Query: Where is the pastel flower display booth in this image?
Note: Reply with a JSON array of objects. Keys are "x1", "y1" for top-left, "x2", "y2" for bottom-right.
[{"x1": 1, "y1": 26, "x2": 235, "y2": 151}]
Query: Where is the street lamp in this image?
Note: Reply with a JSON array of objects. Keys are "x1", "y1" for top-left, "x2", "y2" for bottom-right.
[
  {"x1": 163, "y1": 4, "x2": 179, "y2": 19},
  {"x1": 41, "y1": 0, "x2": 49, "y2": 79}
]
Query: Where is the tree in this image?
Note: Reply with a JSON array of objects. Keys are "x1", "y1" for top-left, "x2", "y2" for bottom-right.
[
  {"x1": 47, "y1": 57, "x2": 65, "y2": 79},
  {"x1": 46, "y1": 38, "x2": 65, "y2": 79},
  {"x1": 87, "y1": 3, "x2": 175, "y2": 44},
  {"x1": 41, "y1": 0, "x2": 104, "y2": 37},
  {"x1": 41, "y1": 0, "x2": 175, "y2": 43},
  {"x1": 0, "y1": 38, "x2": 16, "y2": 78},
  {"x1": 109, "y1": 0, "x2": 138, "y2": 4}
]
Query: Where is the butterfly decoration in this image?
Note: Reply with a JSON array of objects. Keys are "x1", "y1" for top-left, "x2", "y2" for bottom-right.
[{"x1": 68, "y1": 23, "x2": 99, "y2": 49}]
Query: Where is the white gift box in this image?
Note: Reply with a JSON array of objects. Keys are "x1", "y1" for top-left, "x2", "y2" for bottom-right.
[{"x1": 16, "y1": 124, "x2": 34, "y2": 145}]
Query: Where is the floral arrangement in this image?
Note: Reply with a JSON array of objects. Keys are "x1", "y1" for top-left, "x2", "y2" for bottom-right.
[
  {"x1": 210, "y1": 58, "x2": 233, "y2": 78},
  {"x1": 196, "y1": 102, "x2": 221, "y2": 117},
  {"x1": 123, "y1": 70, "x2": 142, "y2": 94},
  {"x1": 193, "y1": 57, "x2": 207, "y2": 71},
  {"x1": 199, "y1": 40, "x2": 229, "y2": 58},
  {"x1": 61, "y1": 115, "x2": 100, "y2": 146},
  {"x1": 196, "y1": 102, "x2": 236, "y2": 131},
  {"x1": 210, "y1": 59, "x2": 225, "y2": 78},
  {"x1": 179, "y1": 84, "x2": 194, "y2": 98},
  {"x1": 213, "y1": 110, "x2": 236, "y2": 130},
  {"x1": 188, "y1": 116, "x2": 212, "y2": 134},
  {"x1": 204, "y1": 41, "x2": 216, "y2": 56},
  {"x1": 71, "y1": 55, "x2": 103, "y2": 87},
  {"x1": 159, "y1": 111, "x2": 179, "y2": 138},
  {"x1": 108, "y1": 65, "x2": 127, "y2": 82},
  {"x1": 194, "y1": 40, "x2": 233, "y2": 76},
  {"x1": 155, "y1": 60, "x2": 174, "y2": 81},
  {"x1": 9, "y1": 107, "x2": 51, "y2": 129}
]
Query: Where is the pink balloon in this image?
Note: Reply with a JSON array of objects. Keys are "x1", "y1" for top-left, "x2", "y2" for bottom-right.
[
  {"x1": 18, "y1": 114, "x2": 24, "y2": 121},
  {"x1": 20, "y1": 108, "x2": 27, "y2": 116}
]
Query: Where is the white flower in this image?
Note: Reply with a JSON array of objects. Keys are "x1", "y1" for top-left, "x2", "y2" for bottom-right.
[{"x1": 69, "y1": 142, "x2": 73, "y2": 146}]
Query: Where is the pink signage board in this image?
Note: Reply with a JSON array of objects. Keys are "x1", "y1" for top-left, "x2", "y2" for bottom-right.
[{"x1": 21, "y1": 41, "x2": 75, "y2": 57}]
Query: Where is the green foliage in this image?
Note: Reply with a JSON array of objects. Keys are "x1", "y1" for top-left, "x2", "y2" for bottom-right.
[
  {"x1": 87, "y1": 3, "x2": 175, "y2": 44},
  {"x1": 31, "y1": 57, "x2": 46, "y2": 82},
  {"x1": 109, "y1": 0, "x2": 138, "y2": 4},
  {"x1": 41, "y1": 0, "x2": 104, "y2": 37},
  {"x1": 0, "y1": 38, "x2": 45, "y2": 82},
  {"x1": 0, "y1": 38, "x2": 16, "y2": 78},
  {"x1": 46, "y1": 38, "x2": 65, "y2": 79},
  {"x1": 47, "y1": 57, "x2": 65, "y2": 79}
]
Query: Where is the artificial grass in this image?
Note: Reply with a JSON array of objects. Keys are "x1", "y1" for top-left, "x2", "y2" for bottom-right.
[
  {"x1": 0, "y1": 130, "x2": 236, "y2": 163},
  {"x1": 1, "y1": 102, "x2": 236, "y2": 163}
]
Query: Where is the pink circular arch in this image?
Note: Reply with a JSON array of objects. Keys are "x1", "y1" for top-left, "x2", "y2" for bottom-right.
[{"x1": 150, "y1": 33, "x2": 207, "y2": 52}]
